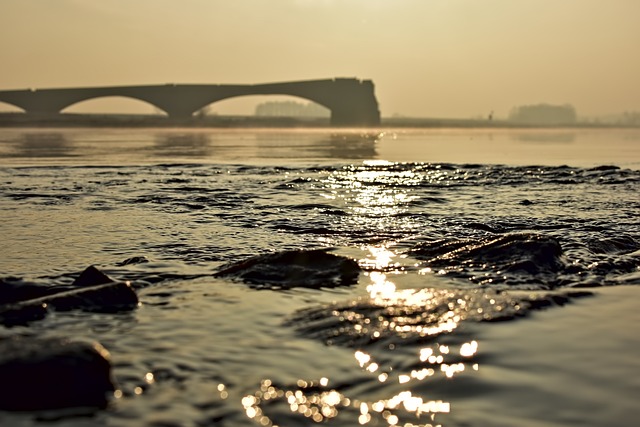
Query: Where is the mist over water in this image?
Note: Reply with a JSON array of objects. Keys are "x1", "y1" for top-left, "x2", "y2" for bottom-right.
[{"x1": 0, "y1": 129, "x2": 638, "y2": 426}]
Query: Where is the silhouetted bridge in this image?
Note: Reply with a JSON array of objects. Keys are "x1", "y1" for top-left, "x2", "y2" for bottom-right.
[{"x1": 0, "y1": 78, "x2": 380, "y2": 126}]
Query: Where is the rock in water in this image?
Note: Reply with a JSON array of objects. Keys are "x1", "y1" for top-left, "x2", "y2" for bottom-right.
[
  {"x1": 0, "y1": 281, "x2": 139, "y2": 327},
  {"x1": 0, "y1": 304, "x2": 48, "y2": 327},
  {"x1": 0, "y1": 337, "x2": 116, "y2": 411},
  {"x1": 0, "y1": 278, "x2": 67, "y2": 306},
  {"x1": 213, "y1": 249, "x2": 361, "y2": 289},
  {"x1": 72, "y1": 265, "x2": 115, "y2": 287},
  {"x1": 44, "y1": 281, "x2": 139, "y2": 313},
  {"x1": 0, "y1": 265, "x2": 115, "y2": 307}
]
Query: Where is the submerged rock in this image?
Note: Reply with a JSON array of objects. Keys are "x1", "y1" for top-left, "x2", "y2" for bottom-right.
[
  {"x1": 0, "y1": 336, "x2": 116, "y2": 411},
  {"x1": 287, "y1": 288, "x2": 592, "y2": 348},
  {"x1": 410, "y1": 233, "x2": 565, "y2": 287},
  {"x1": 213, "y1": 249, "x2": 361, "y2": 289}
]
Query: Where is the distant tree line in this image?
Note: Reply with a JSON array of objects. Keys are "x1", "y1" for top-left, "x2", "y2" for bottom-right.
[
  {"x1": 587, "y1": 111, "x2": 640, "y2": 126},
  {"x1": 254, "y1": 101, "x2": 330, "y2": 118},
  {"x1": 619, "y1": 111, "x2": 640, "y2": 125},
  {"x1": 509, "y1": 103, "x2": 577, "y2": 125}
]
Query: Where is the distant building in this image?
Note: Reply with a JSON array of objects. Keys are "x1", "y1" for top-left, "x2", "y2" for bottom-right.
[
  {"x1": 255, "y1": 101, "x2": 330, "y2": 118},
  {"x1": 509, "y1": 103, "x2": 577, "y2": 125}
]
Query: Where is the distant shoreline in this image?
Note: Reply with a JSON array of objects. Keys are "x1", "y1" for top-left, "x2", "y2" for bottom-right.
[{"x1": 0, "y1": 112, "x2": 637, "y2": 129}]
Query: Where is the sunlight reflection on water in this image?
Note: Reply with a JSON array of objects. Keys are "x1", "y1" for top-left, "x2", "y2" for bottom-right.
[{"x1": 267, "y1": 262, "x2": 495, "y2": 426}]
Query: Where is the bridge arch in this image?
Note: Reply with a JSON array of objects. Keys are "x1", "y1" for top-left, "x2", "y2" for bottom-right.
[
  {"x1": 0, "y1": 100, "x2": 26, "y2": 113},
  {"x1": 60, "y1": 95, "x2": 168, "y2": 115}
]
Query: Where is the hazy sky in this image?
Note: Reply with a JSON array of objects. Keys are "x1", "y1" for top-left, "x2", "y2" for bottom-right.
[{"x1": 1, "y1": 0, "x2": 638, "y2": 118}]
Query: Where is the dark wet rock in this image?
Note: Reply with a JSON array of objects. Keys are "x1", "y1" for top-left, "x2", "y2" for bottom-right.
[
  {"x1": 213, "y1": 249, "x2": 361, "y2": 289},
  {"x1": 0, "y1": 278, "x2": 64, "y2": 306},
  {"x1": 0, "y1": 281, "x2": 139, "y2": 327},
  {"x1": 409, "y1": 233, "x2": 565, "y2": 287},
  {"x1": 40, "y1": 281, "x2": 139, "y2": 313},
  {"x1": 0, "y1": 266, "x2": 138, "y2": 326},
  {"x1": 0, "y1": 336, "x2": 116, "y2": 411},
  {"x1": 0, "y1": 268, "x2": 110, "y2": 305},
  {"x1": 72, "y1": 265, "x2": 115, "y2": 287},
  {"x1": 0, "y1": 266, "x2": 115, "y2": 300},
  {"x1": 0, "y1": 304, "x2": 49, "y2": 327},
  {"x1": 287, "y1": 288, "x2": 592, "y2": 348}
]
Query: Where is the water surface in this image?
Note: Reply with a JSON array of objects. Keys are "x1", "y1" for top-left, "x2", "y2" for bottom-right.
[{"x1": 0, "y1": 128, "x2": 638, "y2": 426}]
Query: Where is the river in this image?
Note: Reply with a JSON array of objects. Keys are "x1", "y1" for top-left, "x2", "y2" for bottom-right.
[{"x1": 0, "y1": 128, "x2": 638, "y2": 426}]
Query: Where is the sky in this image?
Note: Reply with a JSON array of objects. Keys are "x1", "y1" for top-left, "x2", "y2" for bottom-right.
[{"x1": 1, "y1": 0, "x2": 639, "y2": 118}]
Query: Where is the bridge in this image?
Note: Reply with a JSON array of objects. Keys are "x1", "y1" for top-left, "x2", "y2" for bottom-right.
[{"x1": 0, "y1": 78, "x2": 380, "y2": 126}]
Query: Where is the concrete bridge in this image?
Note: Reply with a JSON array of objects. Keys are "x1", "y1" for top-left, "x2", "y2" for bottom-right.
[{"x1": 0, "y1": 78, "x2": 380, "y2": 126}]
